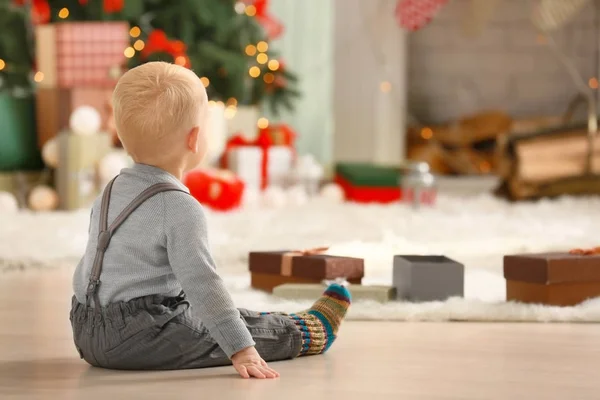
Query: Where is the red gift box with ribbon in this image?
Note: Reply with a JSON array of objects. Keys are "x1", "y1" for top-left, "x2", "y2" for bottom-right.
[{"x1": 183, "y1": 169, "x2": 244, "y2": 212}]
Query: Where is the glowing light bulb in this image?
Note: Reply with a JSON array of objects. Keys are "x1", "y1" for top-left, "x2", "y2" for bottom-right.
[
  {"x1": 234, "y1": 1, "x2": 246, "y2": 14},
  {"x1": 249, "y1": 66, "x2": 261, "y2": 78},
  {"x1": 130, "y1": 26, "x2": 141, "y2": 38},
  {"x1": 380, "y1": 81, "x2": 391, "y2": 92},
  {"x1": 267, "y1": 59, "x2": 279, "y2": 71},
  {"x1": 257, "y1": 117, "x2": 269, "y2": 129},
  {"x1": 224, "y1": 106, "x2": 237, "y2": 119},
  {"x1": 226, "y1": 98, "x2": 238, "y2": 107},
  {"x1": 263, "y1": 73, "x2": 275, "y2": 84},
  {"x1": 420, "y1": 127, "x2": 433, "y2": 140},
  {"x1": 257, "y1": 53, "x2": 268, "y2": 64},
  {"x1": 58, "y1": 8, "x2": 69, "y2": 19},
  {"x1": 34, "y1": 72, "x2": 44, "y2": 83},
  {"x1": 133, "y1": 40, "x2": 145, "y2": 51},
  {"x1": 201, "y1": 77, "x2": 210, "y2": 87},
  {"x1": 245, "y1": 44, "x2": 257, "y2": 56},
  {"x1": 0, "y1": 59, "x2": 5, "y2": 71},
  {"x1": 245, "y1": 5, "x2": 257, "y2": 16},
  {"x1": 257, "y1": 41, "x2": 268, "y2": 52},
  {"x1": 589, "y1": 77, "x2": 599, "y2": 89},
  {"x1": 124, "y1": 47, "x2": 135, "y2": 58}
]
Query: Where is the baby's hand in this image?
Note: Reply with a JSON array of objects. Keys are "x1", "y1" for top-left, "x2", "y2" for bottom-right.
[{"x1": 231, "y1": 346, "x2": 280, "y2": 379}]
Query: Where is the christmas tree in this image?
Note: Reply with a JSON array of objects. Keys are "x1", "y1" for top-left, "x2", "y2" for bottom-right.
[{"x1": 4, "y1": 0, "x2": 299, "y2": 115}]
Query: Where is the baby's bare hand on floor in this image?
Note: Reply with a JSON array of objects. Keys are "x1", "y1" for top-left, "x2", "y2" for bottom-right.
[{"x1": 232, "y1": 346, "x2": 280, "y2": 379}]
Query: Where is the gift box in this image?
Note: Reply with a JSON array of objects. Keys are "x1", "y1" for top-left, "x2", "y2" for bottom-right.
[
  {"x1": 184, "y1": 169, "x2": 244, "y2": 212},
  {"x1": 273, "y1": 283, "x2": 396, "y2": 302},
  {"x1": 56, "y1": 131, "x2": 112, "y2": 210},
  {"x1": 393, "y1": 255, "x2": 464, "y2": 301},
  {"x1": 249, "y1": 250, "x2": 364, "y2": 293},
  {"x1": 36, "y1": 22, "x2": 129, "y2": 89},
  {"x1": 222, "y1": 130, "x2": 294, "y2": 190},
  {"x1": 36, "y1": 87, "x2": 113, "y2": 148},
  {"x1": 334, "y1": 163, "x2": 402, "y2": 203},
  {"x1": 504, "y1": 252, "x2": 600, "y2": 306}
]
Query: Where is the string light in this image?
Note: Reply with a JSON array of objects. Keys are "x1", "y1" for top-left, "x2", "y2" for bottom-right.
[
  {"x1": 130, "y1": 26, "x2": 141, "y2": 38},
  {"x1": 216, "y1": 101, "x2": 225, "y2": 107},
  {"x1": 0, "y1": 59, "x2": 5, "y2": 71},
  {"x1": 263, "y1": 73, "x2": 275, "y2": 84},
  {"x1": 245, "y1": 5, "x2": 257, "y2": 16},
  {"x1": 589, "y1": 77, "x2": 599, "y2": 89},
  {"x1": 124, "y1": 47, "x2": 135, "y2": 58},
  {"x1": 267, "y1": 59, "x2": 279, "y2": 71},
  {"x1": 34, "y1": 72, "x2": 44, "y2": 82},
  {"x1": 133, "y1": 40, "x2": 145, "y2": 51},
  {"x1": 245, "y1": 44, "x2": 257, "y2": 56},
  {"x1": 257, "y1": 117, "x2": 269, "y2": 129},
  {"x1": 257, "y1": 41, "x2": 268, "y2": 52},
  {"x1": 224, "y1": 106, "x2": 237, "y2": 119},
  {"x1": 420, "y1": 127, "x2": 433, "y2": 140},
  {"x1": 174, "y1": 56, "x2": 187, "y2": 66},
  {"x1": 208, "y1": 100, "x2": 216, "y2": 106},
  {"x1": 256, "y1": 53, "x2": 268, "y2": 64},
  {"x1": 200, "y1": 77, "x2": 210, "y2": 87},
  {"x1": 380, "y1": 81, "x2": 391, "y2": 92},
  {"x1": 58, "y1": 8, "x2": 69, "y2": 19},
  {"x1": 249, "y1": 66, "x2": 261, "y2": 78},
  {"x1": 234, "y1": 1, "x2": 246, "y2": 14},
  {"x1": 226, "y1": 98, "x2": 238, "y2": 107}
]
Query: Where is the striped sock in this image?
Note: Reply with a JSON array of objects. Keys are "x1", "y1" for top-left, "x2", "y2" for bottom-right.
[{"x1": 289, "y1": 284, "x2": 352, "y2": 356}]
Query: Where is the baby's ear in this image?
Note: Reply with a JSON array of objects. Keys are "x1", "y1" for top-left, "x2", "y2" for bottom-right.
[{"x1": 186, "y1": 126, "x2": 200, "y2": 153}]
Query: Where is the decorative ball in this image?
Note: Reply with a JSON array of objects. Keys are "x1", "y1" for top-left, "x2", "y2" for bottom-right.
[
  {"x1": 0, "y1": 191, "x2": 19, "y2": 213},
  {"x1": 69, "y1": 106, "x2": 102, "y2": 136},
  {"x1": 319, "y1": 183, "x2": 345, "y2": 203},
  {"x1": 41, "y1": 137, "x2": 59, "y2": 168},
  {"x1": 28, "y1": 185, "x2": 59, "y2": 211},
  {"x1": 262, "y1": 186, "x2": 287, "y2": 208},
  {"x1": 286, "y1": 185, "x2": 308, "y2": 206},
  {"x1": 99, "y1": 152, "x2": 130, "y2": 184}
]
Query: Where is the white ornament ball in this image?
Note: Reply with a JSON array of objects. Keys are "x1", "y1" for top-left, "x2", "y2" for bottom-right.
[
  {"x1": 41, "y1": 137, "x2": 59, "y2": 168},
  {"x1": 69, "y1": 105, "x2": 102, "y2": 136},
  {"x1": 262, "y1": 186, "x2": 287, "y2": 208},
  {"x1": 242, "y1": 187, "x2": 261, "y2": 208},
  {"x1": 287, "y1": 185, "x2": 308, "y2": 206},
  {"x1": 319, "y1": 183, "x2": 345, "y2": 203},
  {"x1": 0, "y1": 191, "x2": 19, "y2": 213},
  {"x1": 28, "y1": 185, "x2": 59, "y2": 211},
  {"x1": 99, "y1": 152, "x2": 130, "y2": 184}
]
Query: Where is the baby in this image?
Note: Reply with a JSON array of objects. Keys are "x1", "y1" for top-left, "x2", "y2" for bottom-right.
[{"x1": 70, "y1": 61, "x2": 351, "y2": 379}]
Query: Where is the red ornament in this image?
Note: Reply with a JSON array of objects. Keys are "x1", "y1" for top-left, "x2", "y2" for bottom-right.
[
  {"x1": 184, "y1": 169, "x2": 245, "y2": 212},
  {"x1": 103, "y1": 0, "x2": 124, "y2": 13},
  {"x1": 13, "y1": 0, "x2": 51, "y2": 24},
  {"x1": 142, "y1": 30, "x2": 191, "y2": 68},
  {"x1": 395, "y1": 0, "x2": 449, "y2": 31},
  {"x1": 244, "y1": 0, "x2": 284, "y2": 39}
]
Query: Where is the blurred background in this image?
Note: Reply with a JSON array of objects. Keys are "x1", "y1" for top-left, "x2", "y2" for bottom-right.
[{"x1": 0, "y1": 0, "x2": 599, "y2": 212}]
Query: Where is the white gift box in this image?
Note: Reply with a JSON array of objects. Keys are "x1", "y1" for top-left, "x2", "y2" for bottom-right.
[{"x1": 227, "y1": 146, "x2": 293, "y2": 190}]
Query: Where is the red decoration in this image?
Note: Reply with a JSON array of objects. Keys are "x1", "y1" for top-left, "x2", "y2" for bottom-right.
[
  {"x1": 335, "y1": 175, "x2": 402, "y2": 204},
  {"x1": 395, "y1": 0, "x2": 449, "y2": 31},
  {"x1": 245, "y1": 0, "x2": 284, "y2": 39},
  {"x1": 184, "y1": 169, "x2": 245, "y2": 212},
  {"x1": 261, "y1": 124, "x2": 296, "y2": 146},
  {"x1": 221, "y1": 130, "x2": 273, "y2": 190},
  {"x1": 141, "y1": 30, "x2": 192, "y2": 68},
  {"x1": 13, "y1": 0, "x2": 51, "y2": 24},
  {"x1": 103, "y1": 0, "x2": 124, "y2": 13}
]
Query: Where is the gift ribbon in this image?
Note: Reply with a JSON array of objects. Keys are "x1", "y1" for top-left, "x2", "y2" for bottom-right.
[
  {"x1": 569, "y1": 247, "x2": 600, "y2": 255},
  {"x1": 222, "y1": 130, "x2": 274, "y2": 189},
  {"x1": 280, "y1": 246, "x2": 329, "y2": 276}
]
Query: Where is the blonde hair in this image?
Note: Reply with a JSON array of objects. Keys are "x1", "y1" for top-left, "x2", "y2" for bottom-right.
[{"x1": 112, "y1": 61, "x2": 206, "y2": 163}]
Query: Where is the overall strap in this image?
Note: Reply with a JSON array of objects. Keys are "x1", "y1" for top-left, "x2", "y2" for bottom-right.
[{"x1": 85, "y1": 177, "x2": 187, "y2": 308}]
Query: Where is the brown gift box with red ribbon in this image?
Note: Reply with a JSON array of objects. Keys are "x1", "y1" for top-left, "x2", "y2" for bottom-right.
[
  {"x1": 249, "y1": 249, "x2": 364, "y2": 293},
  {"x1": 504, "y1": 251, "x2": 600, "y2": 306}
]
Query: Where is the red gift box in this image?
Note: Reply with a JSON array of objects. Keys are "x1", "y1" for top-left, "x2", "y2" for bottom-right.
[
  {"x1": 36, "y1": 22, "x2": 129, "y2": 88},
  {"x1": 184, "y1": 169, "x2": 245, "y2": 212}
]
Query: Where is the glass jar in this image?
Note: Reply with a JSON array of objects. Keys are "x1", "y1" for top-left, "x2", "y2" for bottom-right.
[{"x1": 401, "y1": 162, "x2": 436, "y2": 208}]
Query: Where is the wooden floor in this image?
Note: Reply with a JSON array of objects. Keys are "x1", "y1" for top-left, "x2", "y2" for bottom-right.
[{"x1": 1, "y1": 270, "x2": 600, "y2": 400}]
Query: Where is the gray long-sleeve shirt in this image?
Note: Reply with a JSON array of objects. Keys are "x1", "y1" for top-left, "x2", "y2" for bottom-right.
[{"x1": 73, "y1": 163, "x2": 255, "y2": 358}]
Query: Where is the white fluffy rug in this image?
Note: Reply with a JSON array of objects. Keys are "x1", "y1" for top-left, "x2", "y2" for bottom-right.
[{"x1": 3, "y1": 191, "x2": 600, "y2": 322}]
